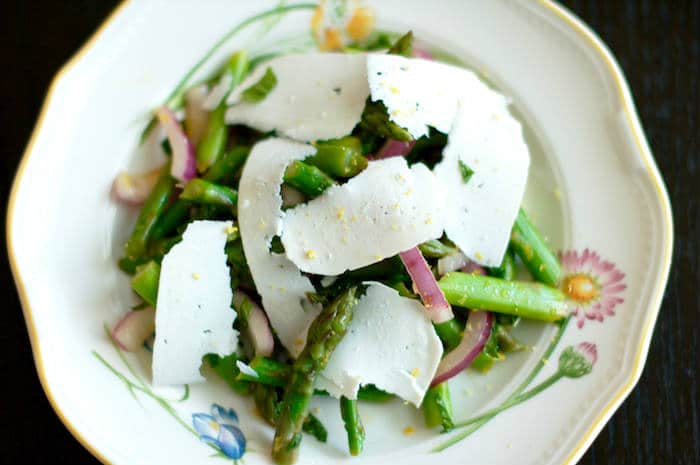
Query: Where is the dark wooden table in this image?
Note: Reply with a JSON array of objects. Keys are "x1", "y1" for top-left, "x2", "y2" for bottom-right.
[{"x1": 1, "y1": 1, "x2": 697, "y2": 464}]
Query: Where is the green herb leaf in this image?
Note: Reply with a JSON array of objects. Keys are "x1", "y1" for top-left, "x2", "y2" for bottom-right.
[
  {"x1": 241, "y1": 67, "x2": 277, "y2": 102},
  {"x1": 387, "y1": 31, "x2": 414, "y2": 57},
  {"x1": 458, "y1": 160, "x2": 474, "y2": 184}
]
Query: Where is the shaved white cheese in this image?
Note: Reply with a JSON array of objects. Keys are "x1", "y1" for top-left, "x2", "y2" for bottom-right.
[
  {"x1": 368, "y1": 54, "x2": 529, "y2": 266},
  {"x1": 238, "y1": 138, "x2": 321, "y2": 357},
  {"x1": 281, "y1": 157, "x2": 447, "y2": 275},
  {"x1": 152, "y1": 220, "x2": 237, "y2": 386},
  {"x1": 226, "y1": 53, "x2": 369, "y2": 141},
  {"x1": 367, "y1": 54, "x2": 485, "y2": 139},
  {"x1": 435, "y1": 102, "x2": 530, "y2": 266},
  {"x1": 317, "y1": 282, "x2": 443, "y2": 406}
]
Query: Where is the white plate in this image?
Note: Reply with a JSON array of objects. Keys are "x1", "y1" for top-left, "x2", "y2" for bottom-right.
[{"x1": 7, "y1": 1, "x2": 673, "y2": 464}]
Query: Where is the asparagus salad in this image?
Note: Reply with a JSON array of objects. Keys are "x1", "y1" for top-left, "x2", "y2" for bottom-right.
[{"x1": 112, "y1": 31, "x2": 568, "y2": 464}]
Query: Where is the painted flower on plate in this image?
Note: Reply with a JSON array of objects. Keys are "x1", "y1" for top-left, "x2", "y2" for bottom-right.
[
  {"x1": 559, "y1": 248, "x2": 626, "y2": 328},
  {"x1": 192, "y1": 404, "x2": 246, "y2": 460}
]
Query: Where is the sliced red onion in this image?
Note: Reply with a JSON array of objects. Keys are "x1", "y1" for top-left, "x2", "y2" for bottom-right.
[
  {"x1": 460, "y1": 261, "x2": 486, "y2": 275},
  {"x1": 375, "y1": 139, "x2": 416, "y2": 159},
  {"x1": 431, "y1": 310, "x2": 493, "y2": 386},
  {"x1": 437, "y1": 251, "x2": 469, "y2": 276},
  {"x1": 412, "y1": 45, "x2": 434, "y2": 60},
  {"x1": 399, "y1": 247, "x2": 453, "y2": 323},
  {"x1": 233, "y1": 290, "x2": 274, "y2": 357},
  {"x1": 281, "y1": 184, "x2": 305, "y2": 208},
  {"x1": 111, "y1": 168, "x2": 161, "y2": 205},
  {"x1": 155, "y1": 106, "x2": 197, "y2": 182},
  {"x1": 111, "y1": 308, "x2": 156, "y2": 352},
  {"x1": 184, "y1": 85, "x2": 209, "y2": 147}
]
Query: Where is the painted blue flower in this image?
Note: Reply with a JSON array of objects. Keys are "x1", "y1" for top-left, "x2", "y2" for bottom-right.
[{"x1": 192, "y1": 404, "x2": 246, "y2": 460}]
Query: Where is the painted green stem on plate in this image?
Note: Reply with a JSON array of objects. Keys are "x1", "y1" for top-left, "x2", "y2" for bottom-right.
[{"x1": 433, "y1": 316, "x2": 571, "y2": 452}]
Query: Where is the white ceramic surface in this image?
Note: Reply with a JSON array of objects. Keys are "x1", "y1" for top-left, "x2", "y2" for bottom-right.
[{"x1": 7, "y1": 1, "x2": 672, "y2": 464}]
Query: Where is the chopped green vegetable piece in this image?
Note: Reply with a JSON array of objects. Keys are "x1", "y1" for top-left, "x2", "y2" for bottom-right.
[
  {"x1": 196, "y1": 104, "x2": 228, "y2": 173},
  {"x1": 302, "y1": 414, "x2": 328, "y2": 443},
  {"x1": 357, "y1": 384, "x2": 393, "y2": 402},
  {"x1": 131, "y1": 261, "x2": 160, "y2": 306},
  {"x1": 124, "y1": 166, "x2": 176, "y2": 259},
  {"x1": 487, "y1": 248, "x2": 517, "y2": 281},
  {"x1": 387, "y1": 30, "x2": 414, "y2": 57},
  {"x1": 181, "y1": 179, "x2": 238, "y2": 209},
  {"x1": 203, "y1": 146, "x2": 250, "y2": 184},
  {"x1": 458, "y1": 160, "x2": 474, "y2": 184},
  {"x1": 471, "y1": 323, "x2": 502, "y2": 372},
  {"x1": 434, "y1": 319, "x2": 462, "y2": 351},
  {"x1": 359, "y1": 100, "x2": 413, "y2": 142},
  {"x1": 204, "y1": 353, "x2": 251, "y2": 395},
  {"x1": 340, "y1": 396, "x2": 365, "y2": 456},
  {"x1": 419, "y1": 239, "x2": 456, "y2": 258},
  {"x1": 510, "y1": 208, "x2": 562, "y2": 287},
  {"x1": 241, "y1": 67, "x2": 277, "y2": 102},
  {"x1": 422, "y1": 382, "x2": 454, "y2": 431},
  {"x1": 283, "y1": 161, "x2": 336, "y2": 197},
  {"x1": 308, "y1": 136, "x2": 368, "y2": 178}
]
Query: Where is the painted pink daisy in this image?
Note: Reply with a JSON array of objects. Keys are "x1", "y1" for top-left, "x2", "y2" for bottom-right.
[{"x1": 559, "y1": 248, "x2": 626, "y2": 328}]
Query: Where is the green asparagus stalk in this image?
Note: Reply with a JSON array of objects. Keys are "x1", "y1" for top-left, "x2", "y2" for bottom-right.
[
  {"x1": 151, "y1": 146, "x2": 249, "y2": 242},
  {"x1": 340, "y1": 396, "x2": 365, "y2": 456},
  {"x1": 283, "y1": 161, "x2": 336, "y2": 197},
  {"x1": 422, "y1": 382, "x2": 454, "y2": 431},
  {"x1": 272, "y1": 286, "x2": 361, "y2": 465},
  {"x1": 308, "y1": 136, "x2": 368, "y2": 177},
  {"x1": 203, "y1": 146, "x2": 250, "y2": 184},
  {"x1": 131, "y1": 261, "x2": 160, "y2": 306},
  {"x1": 124, "y1": 166, "x2": 176, "y2": 259},
  {"x1": 180, "y1": 179, "x2": 238, "y2": 209},
  {"x1": 439, "y1": 272, "x2": 569, "y2": 322},
  {"x1": 196, "y1": 105, "x2": 228, "y2": 172},
  {"x1": 196, "y1": 51, "x2": 250, "y2": 172},
  {"x1": 510, "y1": 209, "x2": 561, "y2": 287}
]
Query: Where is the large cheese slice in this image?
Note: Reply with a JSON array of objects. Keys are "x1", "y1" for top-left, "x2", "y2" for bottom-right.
[
  {"x1": 317, "y1": 282, "x2": 443, "y2": 406},
  {"x1": 368, "y1": 54, "x2": 530, "y2": 266},
  {"x1": 238, "y1": 138, "x2": 321, "y2": 357},
  {"x1": 226, "y1": 53, "x2": 369, "y2": 141},
  {"x1": 434, "y1": 101, "x2": 530, "y2": 267},
  {"x1": 152, "y1": 220, "x2": 237, "y2": 386},
  {"x1": 280, "y1": 157, "x2": 447, "y2": 275}
]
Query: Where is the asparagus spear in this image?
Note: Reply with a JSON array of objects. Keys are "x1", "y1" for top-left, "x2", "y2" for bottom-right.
[
  {"x1": 151, "y1": 147, "x2": 249, "y2": 242},
  {"x1": 272, "y1": 286, "x2": 361, "y2": 465},
  {"x1": 180, "y1": 179, "x2": 238, "y2": 209},
  {"x1": 283, "y1": 161, "x2": 336, "y2": 197},
  {"x1": 236, "y1": 357, "x2": 392, "y2": 401},
  {"x1": 196, "y1": 104, "x2": 228, "y2": 172},
  {"x1": 203, "y1": 146, "x2": 250, "y2": 184},
  {"x1": 340, "y1": 396, "x2": 365, "y2": 456},
  {"x1": 510, "y1": 209, "x2": 561, "y2": 287},
  {"x1": 197, "y1": 51, "x2": 250, "y2": 172},
  {"x1": 302, "y1": 413, "x2": 328, "y2": 443},
  {"x1": 422, "y1": 382, "x2": 454, "y2": 431},
  {"x1": 124, "y1": 166, "x2": 176, "y2": 259},
  {"x1": 439, "y1": 272, "x2": 569, "y2": 322}
]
